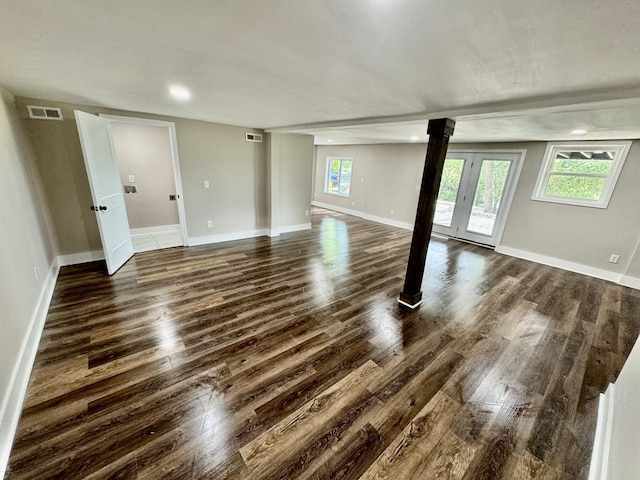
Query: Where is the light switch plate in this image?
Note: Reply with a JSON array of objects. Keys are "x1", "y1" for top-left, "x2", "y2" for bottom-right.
[{"x1": 204, "y1": 180, "x2": 210, "y2": 189}]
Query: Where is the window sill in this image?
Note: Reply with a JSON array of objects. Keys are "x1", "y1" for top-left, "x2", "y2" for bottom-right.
[
  {"x1": 324, "y1": 191, "x2": 351, "y2": 198},
  {"x1": 531, "y1": 196, "x2": 608, "y2": 209}
]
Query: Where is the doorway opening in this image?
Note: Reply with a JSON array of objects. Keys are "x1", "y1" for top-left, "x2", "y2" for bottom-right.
[
  {"x1": 101, "y1": 115, "x2": 188, "y2": 253},
  {"x1": 432, "y1": 150, "x2": 525, "y2": 247}
]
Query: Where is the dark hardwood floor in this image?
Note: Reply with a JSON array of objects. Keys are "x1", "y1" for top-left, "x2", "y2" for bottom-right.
[{"x1": 6, "y1": 208, "x2": 640, "y2": 479}]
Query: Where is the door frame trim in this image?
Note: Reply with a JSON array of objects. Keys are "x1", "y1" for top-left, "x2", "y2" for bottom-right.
[
  {"x1": 440, "y1": 149, "x2": 527, "y2": 247},
  {"x1": 99, "y1": 114, "x2": 188, "y2": 246}
]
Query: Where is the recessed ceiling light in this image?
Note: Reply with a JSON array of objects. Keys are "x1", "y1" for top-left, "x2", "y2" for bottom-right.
[
  {"x1": 169, "y1": 85, "x2": 191, "y2": 101},
  {"x1": 410, "y1": 136, "x2": 419, "y2": 141},
  {"x1": 571, "y1": 129, "x2": 587, "y2": 135}
]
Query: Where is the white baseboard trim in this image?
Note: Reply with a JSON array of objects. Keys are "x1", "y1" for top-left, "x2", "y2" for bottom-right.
[
  {"x1": 312, "y1": 201, "x2": 413, "y2": 231},
  {"x1": 495, "y1": 245, "x2": 623, "y2": 284},
  {"x1": 188, "y1": 229, "x2": 268, "y2": 247},
  {"x1": 279, "y1": 223, "x2": 312, "y2": 234},
  {"x1": 55, "y1": 250, "x2": 105, "y2": 267},
  {"x1": 619, "y1": 275, "x2": 640, "y2": 290},
  {"x1": 397, "y1": 298, "x2": 423, "y2": 309},
  {"x1": 589, "y1": 383, "x2": 615, "y2": 480},
  {"x1": 313, "y1": 203, "x2": 637, "y2": 289},
  {"x1": 311, "y1": 201, "x2": 361, "y2": 219},
  {"x1": 364, "y1": 213, "x2": 413, "y2": 231},
  {"x1": 0, "y1": 261, "x2": 59, "y2": 479},
  {"x1": 130, "y1": 224, "x2": 181, "y2": 236},
  {"x1": 267, "y1": 229, "x2": 280, "y2": 238}
]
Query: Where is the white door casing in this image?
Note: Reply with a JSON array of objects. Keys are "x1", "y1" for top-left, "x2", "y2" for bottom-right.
[{"x1": 75, "y1": 110, "x2": 134, "y2": 274}]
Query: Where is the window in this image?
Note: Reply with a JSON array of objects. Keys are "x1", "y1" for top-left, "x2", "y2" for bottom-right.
[
  {"x1": 532, "y1": 141, "x2": 631, "y2": 208},
  {"x1": 325, "y1": 157, "x2": 353, "y2": 197}
]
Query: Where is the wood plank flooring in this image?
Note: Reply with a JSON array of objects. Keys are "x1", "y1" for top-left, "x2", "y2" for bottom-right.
[{"x1": 6, "y1": 207, "x2": 640, "y2": 479}]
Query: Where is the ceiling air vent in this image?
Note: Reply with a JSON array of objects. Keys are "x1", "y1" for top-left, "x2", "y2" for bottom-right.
[
  {"x1": 27, "y1": 105, "x2": 63, "y2": 121},
  {"x1": 246, "y1": 133, "x2": 263, "y2": 143}
]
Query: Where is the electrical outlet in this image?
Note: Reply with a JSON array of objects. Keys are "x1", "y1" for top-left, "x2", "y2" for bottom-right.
[
  {"x1": 128, "y1": 175, "x2": 135, "y2": 182},
  {"x1": 33, "y1": 267, "x2": 39, "y2": 280},
  {"x1": 415, "y1": 185, "x2": 420, "y2": 191},
  {"x1": 609, "y1": 254, "x2": 620, "y2": 264},
  {"x1": 390, "y1": 209, "x2": 395, "y2": 215},
  {"x1": 361, "y1": 178, "x2": 365, "y2": 183},
  {"x1": 207, "y1": 220, "x2": 213, "y2": 228},
  {"x1": 352, "y1": 201, "x2": 356, "y2": 206},
  {"x1": 204, "y1": 180, "x2": 210, "y2": 189},
  {"x1": 305, "y1": 209, "x2": 309, "y2": 216}
]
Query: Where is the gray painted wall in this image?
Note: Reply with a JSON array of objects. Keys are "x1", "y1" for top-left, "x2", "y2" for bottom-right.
[
  {"x1": 15, "y1": 97, "x2": 267, "y2": 251},
  {"x1": 177, "y1": 119, "x2": 267, "y2": 239},
  {"x1": 496, "y1": 141, "x2": 640, "y2": 274},
  {"x1": 314, "y1": 140, "x2": 640, "y2": 277},
  {"x1": 22, "y1": 107, "x2": 100, "y2": 255},
  {"x1": 111, "y1": 122, "x2": 179, "y2": 229},
  {"x1": 0, "y1": 88, "x2": 53, "y2": 438},
  {"x1": 269, "y1": 133, "x2": 314, "y2": 229},
  {"x1": 314, "y1": 143, "x2": 425, "y2": 226}
]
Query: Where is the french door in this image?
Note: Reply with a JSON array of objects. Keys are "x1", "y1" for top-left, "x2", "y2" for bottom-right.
[{"x1": 432, "y1": 151, "x2": 523, "y2": 247}]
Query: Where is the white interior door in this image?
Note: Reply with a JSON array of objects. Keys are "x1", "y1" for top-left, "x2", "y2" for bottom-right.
[
  {"x1": 433, "y1": 151, "x2": 523, "y2": 247},
  {"x1": 75, "y1": 110, "x2": 134, "y2": 274}
]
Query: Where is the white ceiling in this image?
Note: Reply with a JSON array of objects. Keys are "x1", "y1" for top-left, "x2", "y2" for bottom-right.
[{"x1": 2, "y1": 0, "x2": 640, "y2": 144}]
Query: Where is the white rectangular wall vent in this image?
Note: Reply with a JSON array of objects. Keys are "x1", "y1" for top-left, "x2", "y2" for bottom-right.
[
  {"x1": 246, "y1": 133, "x2": 263, "y2": 143},
  {"x1": 27, "y1": 105, "x2": 63, "y2": 121}
]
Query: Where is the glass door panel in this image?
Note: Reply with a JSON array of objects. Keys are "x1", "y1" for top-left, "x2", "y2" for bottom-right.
[
  {"x1": 431, "y1": 151, "x2": 523, "y2": 247},
  {"x1": 466, "y1": 160, "x2": 511, "y2": 236},
  {"x1": 434, "y1": 158, "x2": 465, "y2": 227}
]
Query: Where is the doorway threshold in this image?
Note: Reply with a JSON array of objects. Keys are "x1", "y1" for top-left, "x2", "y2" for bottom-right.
[{"x1": 131, "y1": 230, "x2": 182, "y2": 253}]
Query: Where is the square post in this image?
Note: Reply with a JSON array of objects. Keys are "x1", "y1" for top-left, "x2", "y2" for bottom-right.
[{"x1": 399, "y1": 118, "x2": 455, "y2": 309}]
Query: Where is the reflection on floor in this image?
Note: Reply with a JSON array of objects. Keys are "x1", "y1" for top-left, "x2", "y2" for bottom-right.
[
  {"x1": 6, "y1": 207, "x2": 640, "y2": 479},
  {"x1": 131, "y1": 230, "x2": 182, "y2": 252}
]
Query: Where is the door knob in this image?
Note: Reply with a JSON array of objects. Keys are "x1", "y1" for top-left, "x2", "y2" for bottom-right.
[
  {"x1": 99, "y1": 205, "x2": 108, "y2": 211},
  {"x1": 90, "y1": 205, "x2": 97, "y2": 211}
]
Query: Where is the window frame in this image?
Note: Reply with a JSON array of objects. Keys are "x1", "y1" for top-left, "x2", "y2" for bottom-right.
[
  {"x1": 324, "y1": 157, "x2": 353, "y2": 198},
  {"x1": 531, "y1": 141, "x2": 631, "y2": 209}
]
